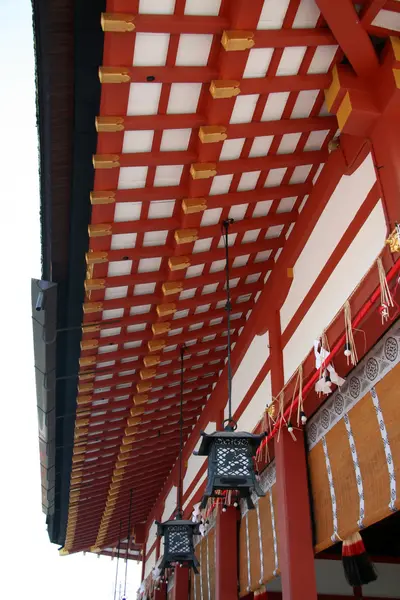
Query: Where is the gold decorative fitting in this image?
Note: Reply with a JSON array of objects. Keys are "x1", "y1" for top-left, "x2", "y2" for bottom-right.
[
  {"x1": 83, "y1": 302, "x2": 103, "y2": 314},
  {"x1": 90, "y1": 191, "x2": 116, "y2": 206},
  {"x1": 88, "y1": 224, "x2": 113, "y2": 238},
  {"x1": 95, "y1": 116, "x2": 125, "y2": 132},
  {"x1": 390, "y1": 36, "x2": 400, "y2": 62},
  {"x1": 59, "y1": 549, "x2": 69, "y2": 557},
  {"x1": 209, "y1": 80, "x2": 240, "y2": 99},
  {"x1": 221, "y1": 30, "x2": 255, "y2": 51},
  {"x1": 287, "y1": 268, "x2": 294, "y2": 279},
  {"x1": 130, "y1": 405, "x2": 145, "y2": 417},
  {"x1": 140, "y1": 368, "x2": 157, "y2": 380},
  {"x1": 148, "y1": 339, "x2": 166, "y2": 352},
  {"x1": 133, "y1": 394, "x2": 149, "y2": 405},
  {"x1": 168, "y1": 256, "x2": 191, "y2": 271},
  {"x1": 80, "y1": 339, "x2": 99, "y2": 352},
  {"x1": 79, "y1": 372, "x2": 95, "y2": 382},
  {"x1": 156, "y1": 303, "x2": 176, "y2": 317},
  {"x1": 136, "y1": 381, "x2": 152, "y2": 393},
  {"x1": 124, "y1": 426, "x2": 138, "y2": 438},
  {"x1": 152, "y1": 322, "x2": 171, "y2": 336},
  {"x1": 198, "y1": 126, "x2": 227, "y2": 144},
  {"x1": 92, "y1": 154, "x2": 120, "y2": 169},
  {"x1": 76, "y1": 418, "x2": 90, "y2": 428},
  {"x1": 72, "y1": 455, "x2": 85, "y2": 464},
  {"x1": 78, "y1": 383, "x2": 94, "y2": 394},
  {"x1": 86, "y1": 251, "x2": 109, "y2": 265},
  {"x1": 386, "y1": 226, "x2": 400, "y2": 253},
  {"x1": 76, "y1": 395, "x2": 92, "y2": 406},
  {"x1": 127, "y1": 416, "x2": 141, "y2": 427},
  {"x1": 328, "y1": 138, "x2": 340, "y2": 154},
  {"x1": 182, "y1": 198, "x2": 207, "y2": 215},
  {"x1": 143, "y1": 354, "x2": 161, "y2": 367},
  {"x1": 81, "y1": 325, "x2": 101, "y2": 335},
  {"x1": 162, "y1": 281, "x2": 183, "y2": 296},
  {"x1": 267, "y1": 403, "x2": 276, "y2": 419},
  {"x1": 74, "y1": 428, "x2": 88, "y2": 438},
  {"x1": 79, "y1": 356, "x2": 96, "y2": 368},
  {"x1": 99, "y1": 67, "x2": 131, "y2": 84},
  {"x1": 84, "y1": 279, "x2": 106, "y2": 292},
  {"x1": 90, "y1": 546, "x2": 101, "y2": 554},
  {"x1": 190, "y1": 163, "x2": 217, "y2": 180},
  {"x1": 174, "y1": 229, "x2": 199, "y2": 245},
  {"x1": 101, "y1": 13, "x2": 135, "y2": 32}
]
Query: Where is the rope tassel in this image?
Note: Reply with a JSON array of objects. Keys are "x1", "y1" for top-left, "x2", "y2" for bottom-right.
[
  {"x1": 344, "y1": 301, "x2": 358, "y2": 366},
  {"x1": 342, "y1": 532, "x2": 377, "y2": 587},
  {"x1": 377, "y1": 257, "x2": 394, "y2": 324}
]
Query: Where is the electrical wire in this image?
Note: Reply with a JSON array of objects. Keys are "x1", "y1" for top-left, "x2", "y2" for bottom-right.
[
  {"x1": 177, "y1": 345, "x2": 185, "y2": 518},
  {"x1": 123, "y1": 489, "x2": 133, "y2": 598}
]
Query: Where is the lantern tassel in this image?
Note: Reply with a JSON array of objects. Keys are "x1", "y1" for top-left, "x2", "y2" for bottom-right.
[
  {"x1": 342, "y1": 532, "x2": 377, "y2": 587},
  {"x1": 377, "y1": 257, "x2": 394, "y2": 324},
  {"x1": 344, "y1": 301, "x2": 358, "y2": 366}
]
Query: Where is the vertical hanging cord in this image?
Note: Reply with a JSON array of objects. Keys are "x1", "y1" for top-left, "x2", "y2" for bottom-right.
[
  {"x1": 113, "y1": 520, "x2": 122, "y2": 600},
  {"x1": 223, "y1": 219, "x2": 233, "y2": 423},
  {"x1": 177, "y1": 345, "x2": 185, "y2": 518},
  {"x1": 123, "y1": 489, "x2": 133, "y2": 598}
]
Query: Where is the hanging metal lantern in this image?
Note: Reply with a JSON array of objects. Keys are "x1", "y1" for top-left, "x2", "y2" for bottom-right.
[
  {"x1": 155, "y1": 347, "x2": 201, "y2": 576},
  {"x1": 156, "y1": 516, "x2": 200, "y2": 573},
  {"x1": 194, "y1": 220, "x2": 266, "y2": 510},
  {"x1": 195, "y1": 426, "x2": 265, "y2": 509}
]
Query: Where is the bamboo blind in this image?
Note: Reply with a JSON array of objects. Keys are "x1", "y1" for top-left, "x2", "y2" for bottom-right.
[
  {"x1": 239, "y1": 484, "x2": 279, "y2": 597},
  {"x1": 309, "y1": 361, "x2": 400, "y2": 552}
]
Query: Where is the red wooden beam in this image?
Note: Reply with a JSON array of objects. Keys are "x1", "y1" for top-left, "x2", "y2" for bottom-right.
[
  {"x1": 100, "y1": 66, "x2": 218, "y2": 83},
  {"x1": 360, "y1": 0, "x2": 387, "y2": 26},
  {"x1": 128, "y1": 13, "x2": 229, "y2": 34},
  {"x1": 315, "y1": 0, "x2": 379, "y2": 79},
  {"x1": 240, "y1": 73, "x2": 331, "y2": 94}
]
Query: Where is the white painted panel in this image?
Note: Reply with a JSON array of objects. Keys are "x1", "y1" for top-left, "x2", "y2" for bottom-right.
[
  {"x1": 176, "y1": 34, "x2": 213, "y2": 66},
  {"x1": 111, "y1": 233, "x2": 137, "y2": 250},
  {"x1": 183, "y1": 471, "x2": 207, "y2": 510},
  {"x1": 257, "y1": 0, "x2": 290, "y2": 29},
  {"x1": 276, "y1": 47, "x2": 307, "y2": 76},
  {"x1": 144, "y1": 548, "x2": 156, "y2": 579},
  {"x1": 114, "y1": 202, "x2": 142, "y2": 222},
  {"x1": 162, "y1": 485, "x2": 178, "y2": 521},
  {"x1": 154, "y1": 165, "x2": 183, "y2": 186},
  {"x1": 209, "y1": 174, "x2": 233, "y2": 195},
  {"x1": 292, "y1": 0, "x2": 320, "y2": 28},
  {"x1": 133, "y1": 33, "x2": 170, "y2": 66},
  {"x1": 219, "y1": 138, "x2": 245, "y2": 161},
  {"x1": 238, "y1": 171, "x2": 260, "y2": 191},
  {"x1": 291, "y1": 89, "x2": 319, "y2": 119},
  {"x1": 230, "y1": 95, "x2": 259, "y2": 124},
  {"x1": 282, "y1": 201, "x2": 387, "y2": 382},
  {"x1": 139, "y1": 0, "x2": 175, "y2": 13},
  {"x1": 249, "y1": 135, "x2": 273, "y2": 158},
  {"x1": 118, "y1": 166, "x2": 148, "y2": 189},
  {"x1": 372, "y1": 9, "x2": 400, "y2": 32},
  {"x1": 183, "y1": 453, "x2": 206, "y2": 494},
  {"x1": 184, "y1": 0, "x2": 222, "y2": 16},
  {"x1": 224, "y1": 332, "x2": 270, "y2": 418},
  {"x1": 307, "y1": 45, "x2": 338, "y2": 74},
  {"x1": 167, "y1": 83, "x2": 202, "y2": 114},
  {"x1": 304, "y1": 129, "x2": 329, "y2": 151},
  {"x1": 236, "y1": 372, "x2": 272, "y2": 432},
  {"x1": 122, "y1": 130, "x2": 154, "y2": 153},
  {"x1": 253, "y1": 200, "x2": 272, "y2": 217},
  {"x1": 201, "y1": 207, "x2": 222, "y2": 226},
  {"x1": 261, "y1": 91, "x2": 290, "y2": 121},
  {"x1": 146, "y1": 521, "x2": 157, "y2": 552},
  {"x1": 127, "y1": 83, "x2": 162, "y2": 116},
  {"x1": 281, "y1": 153, "x2": 377, "y2": 331},
  {"x1": 264, "y1": 168, "x2": 286, "y2": 187},
  {"x1": 160, "y1": 128, "x2": 191, "y2": 151},
  {"x1": 277, "y1": 132, "x2": 302, "y2": 154},
  {"x1": 243, "y1": 48, "x2": 274, "y2": 78},
  {"x1": 108, "y1": 260, "x2": 132, "y2": 277},
  {"x1": 148, "y1": 199, "x2": 175, "y2": 219},
  {"x1": 104, "y1": 286, "x2": 128, "y2": 300},
  {"x1": 290, "y1": 164, "x2": 312, "y2": 184}
]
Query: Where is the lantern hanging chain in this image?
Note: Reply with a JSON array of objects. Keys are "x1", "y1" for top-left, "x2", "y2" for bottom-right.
[
  {"x1": 177, "y1": 345, "x2": 185, "y2": 518},
  {"x1": 113, "y1": 520, "x2": 122, "y2": 600},
  {"x1": 123, "y1": 489, "x2": 133, "y2": 598},
  {"x1": 223, "y1": 219, "x2": 234, "y2": 423}
]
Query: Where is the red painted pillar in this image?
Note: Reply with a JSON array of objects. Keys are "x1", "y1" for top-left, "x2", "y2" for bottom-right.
[
  {"x1": 173, "y1": 566, "x2": 189, "y2": 600},
  {"x1": 216, "y1": 505, "x2": 238, "y2": 600},
  {"x1": 154, "y1": 582, "x2": 167, "y2": 600},
  {"x1": 270, "y1": 311, "x2": 317, "y2": 600}
]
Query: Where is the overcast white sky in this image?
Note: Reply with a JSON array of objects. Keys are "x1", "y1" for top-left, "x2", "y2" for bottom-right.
[{"x1": 0, "y1": 2, "x2": 141, "y2": 598}]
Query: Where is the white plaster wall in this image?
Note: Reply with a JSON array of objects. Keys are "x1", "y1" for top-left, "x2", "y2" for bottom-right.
[
  {"x1": 237, "y1": 372, "x2": 272, "y2": 433},
  {"x1": 283, "y1": 201, "x2": 387, "y2": 382},
  {"x1": 183, "y1": 471, "x2": 207, "y2": 511},
  {"x1": 144, "y1": 547, "x2": 156, "y2": 579},
  {"x1": 161, "y1": 485, "x2": 177, "y2": 522},
  {"x1": 146, "y1": 520, "x2": 157, "y2": 552},
  {"x1": 183, "y1": 453, "x2": 206, "y2": 494},
  {"x1": 224, "y1": 331, "x2": 270, "y2": 419},
  {"x1": 280, "y1": 153, "x2": 377, "y2": 332}
]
